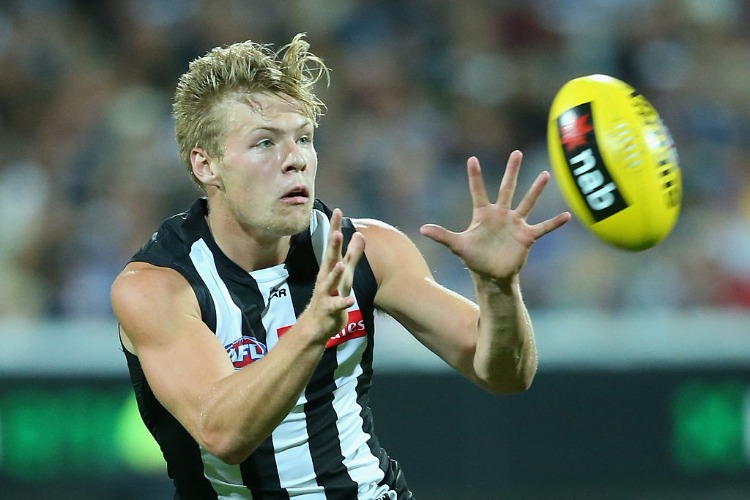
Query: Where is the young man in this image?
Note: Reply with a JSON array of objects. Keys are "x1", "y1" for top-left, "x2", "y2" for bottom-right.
[{"x1": 111, "y1": 34, "x2": 570, "y2": 499}]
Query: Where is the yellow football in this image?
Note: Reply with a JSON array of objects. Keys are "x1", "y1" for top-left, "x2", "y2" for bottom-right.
[{"x1": 547, "y1": 74, "x2": 681, "y2": 251}]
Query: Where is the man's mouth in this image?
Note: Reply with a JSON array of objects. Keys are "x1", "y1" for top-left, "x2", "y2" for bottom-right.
[{"x1": 281, "y1": 186, "x2": 310, "y2": 203}]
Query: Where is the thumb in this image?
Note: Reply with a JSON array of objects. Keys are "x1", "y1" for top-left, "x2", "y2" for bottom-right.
[{"x1": 420, "y1": 224, "x2": 458, "y2": 250}]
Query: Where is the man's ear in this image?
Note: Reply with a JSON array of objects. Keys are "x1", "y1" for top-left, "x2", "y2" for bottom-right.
[{"x1": 191, "y1": 148, "x2": 221, "y2": 188}]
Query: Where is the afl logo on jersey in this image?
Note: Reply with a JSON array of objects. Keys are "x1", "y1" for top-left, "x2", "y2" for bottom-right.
[{"x1": 225, "y1": 336, "x2": 268, "y2": 368}]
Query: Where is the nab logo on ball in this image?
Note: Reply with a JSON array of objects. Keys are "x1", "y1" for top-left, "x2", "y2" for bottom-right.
[{"x1": 557, "y1": 104, "x2": 628, "y2": 222}]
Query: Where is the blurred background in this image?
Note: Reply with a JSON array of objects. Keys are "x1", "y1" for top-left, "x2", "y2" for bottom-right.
[{"x1": 1, "y1": 0, "x2": 749, "y2": 498}]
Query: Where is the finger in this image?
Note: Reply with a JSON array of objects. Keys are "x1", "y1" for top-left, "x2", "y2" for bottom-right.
[
  {"x1": 322, "y1": 209, "x2": 344, "y2": 272},
  {"x1": 497, "y1": 150, "x2": 522, "y2": 208},
  {"x1": 322, "y1": 231, "x2": 344, "y2": 275},
  {"x1": 466, "y1": 156, "x2": 490, "y2": 209},
  {"x1": 532, "y1": 211, "x2": 572, "y2": 238},
  {"x1": 337, "y1": 294, "x2": 356, "y2": 310},
  {"x1": 322, "y1": 264, "x2": 358, "y2": 309},
  {"x1": 515, "y1": 170, "x2": 550, "y2": 218},
  {"x1": 339, "y1": 232, "x2": 365, "y2": 297},
  {"x1": 420, "y1": 224, "x2": 459, "y2": 251},
  {"x1": 322, "y1": 260, "x2": 346, "y2": 296},
  {"x1": 329, "y1": 207, "x2": 343, "y2": 235},
  {"x1": 342, "y1": 232, "x2": 365, "y2": 267}
]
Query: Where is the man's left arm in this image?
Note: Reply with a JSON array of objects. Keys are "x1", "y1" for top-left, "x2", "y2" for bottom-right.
[
  {"x1": 359, "y1": 151, "x2": 570, "y2": 394},
  {"x1": 469, "y1": 274, "x2": 536, "y2": 392}
]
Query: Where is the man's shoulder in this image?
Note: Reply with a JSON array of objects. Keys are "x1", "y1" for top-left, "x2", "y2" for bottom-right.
[{"x1": 112, "y1": 261, "x2": 194, "y2": 323}]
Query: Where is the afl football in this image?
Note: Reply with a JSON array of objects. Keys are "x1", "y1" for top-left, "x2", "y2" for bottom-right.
[{"x1": 547, "y1": 74, "x2": 681, "y2": 251}]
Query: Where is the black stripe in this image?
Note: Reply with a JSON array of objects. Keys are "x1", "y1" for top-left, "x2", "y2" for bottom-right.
[
  {"x1": 304, "y1": 349, "x2": 358, "y2": 499},
  {"x1": 240, "y1": 440, "x2": 289, "y2": 500},
  {"x1": 342, "y1": 219, "x2": 396, "y2": 490},
  {"x1": 342, "y1": 217, "x2": 377, "y2": 402},
  {"x1": 342, "y1": 218, "x2": 412, "y2": 496},
  {"x1": 286, "y1": 227, "x2": 319, "y2": 310}
]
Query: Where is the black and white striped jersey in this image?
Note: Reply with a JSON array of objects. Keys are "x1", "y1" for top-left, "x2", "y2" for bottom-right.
[{"x1": 122, "y1": 198, "x2": 413, "y2": 499}]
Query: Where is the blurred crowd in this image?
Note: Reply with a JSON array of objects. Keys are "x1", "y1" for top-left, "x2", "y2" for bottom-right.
[{"x1": 1, "y1": 0, "x2": 749, "y2": 321}]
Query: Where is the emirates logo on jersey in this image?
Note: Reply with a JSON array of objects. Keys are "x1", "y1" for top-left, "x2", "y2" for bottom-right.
[
  {"x1": 277, "y1": 309, "x2": 367, "y2": 348},
  {"x1": 225, "y1": 336, "x2": 268, "y2": 368}
]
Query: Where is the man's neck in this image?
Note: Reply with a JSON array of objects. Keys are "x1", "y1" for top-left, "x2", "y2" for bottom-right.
[{"x1": 205, "y1": 212, "x2": 291, "y2": 272}]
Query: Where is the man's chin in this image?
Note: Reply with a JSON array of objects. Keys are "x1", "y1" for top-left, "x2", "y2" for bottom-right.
[{"x1": 272, "y1": 205, "x2": 313, "y2": 236}]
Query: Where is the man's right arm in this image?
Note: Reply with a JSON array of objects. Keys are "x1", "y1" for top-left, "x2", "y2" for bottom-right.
[
  {"x1": 111, "y1": 211, "x2": 365, "y2": 464},
  {"x1": 112, "y1": 262, "x2": 329, "y2": 464}
]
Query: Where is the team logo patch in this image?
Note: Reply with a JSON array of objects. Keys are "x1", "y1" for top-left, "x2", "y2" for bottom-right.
[
  {"x1": 277, "y1": 309, "x2": 367, "y2": 348},
  {"x1": 225, "y1": 336, "x2": 268, "y2": 368}
]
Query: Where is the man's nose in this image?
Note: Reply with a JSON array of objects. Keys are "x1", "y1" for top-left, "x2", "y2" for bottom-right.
[{"x1": 282, "y1": 140, "x2": 306, "y2": 172}]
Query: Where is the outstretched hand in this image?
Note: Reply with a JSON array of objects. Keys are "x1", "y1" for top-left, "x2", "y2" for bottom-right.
[{"x1": 420, "y1": 151, "x2": 570, "y2": 284}]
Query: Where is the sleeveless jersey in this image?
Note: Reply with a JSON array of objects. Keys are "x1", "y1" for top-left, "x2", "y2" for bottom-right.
[{"x1": 123, "y1": 198, "x2": 413, "y2": 499}]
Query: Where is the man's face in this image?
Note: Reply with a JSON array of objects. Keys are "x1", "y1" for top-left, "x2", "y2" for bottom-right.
[{"x1": 211, "y1": 92, "x2": 318, "y2": 239}]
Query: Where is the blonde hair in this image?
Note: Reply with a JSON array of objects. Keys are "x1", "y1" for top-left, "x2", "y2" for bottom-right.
[{"x1": 173, "y1": 33, "x2": 329, "y2": 188}]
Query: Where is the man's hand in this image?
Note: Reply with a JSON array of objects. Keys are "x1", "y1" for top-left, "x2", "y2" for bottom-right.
[
  {"x1": 420, "y1": 151, "x2": 570, "y2": 284},
  {"x1": 300, "y1": 208, "x2": 365, "y2": 344}
]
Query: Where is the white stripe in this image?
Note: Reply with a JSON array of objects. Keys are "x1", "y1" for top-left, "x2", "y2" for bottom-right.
[
  {"x1": 272, "y1": 407, "x2": 325, "y2": 497},
  {"x1": 189, "y1": 239, "x2": 244, "y2": 348},
  {"x1": 250, "y1": 264, "x2": 292, "y2": 353},
  {"x1": 189, "y1": 239, "x2": 246, "y2": 494}
]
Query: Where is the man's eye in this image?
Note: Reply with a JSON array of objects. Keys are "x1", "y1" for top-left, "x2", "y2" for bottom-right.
[
  {"x1": 299, "y1": 136, "x2": 312, "y2": 145},
  {"x1": 257, "y1": 139, "x2": 273, "y2": 148}
]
